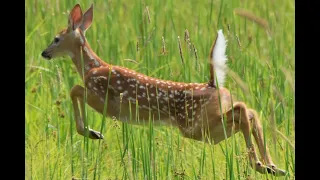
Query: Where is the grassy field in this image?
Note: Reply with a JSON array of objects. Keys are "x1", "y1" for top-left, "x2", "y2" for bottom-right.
[{"x1": 25, "y1": 0, "x2": 295, "y2": 179}]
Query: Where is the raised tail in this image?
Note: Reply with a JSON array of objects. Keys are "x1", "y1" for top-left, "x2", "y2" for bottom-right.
[{"x1": 208, "y1": 29, "x2": 228, "y2": 87}]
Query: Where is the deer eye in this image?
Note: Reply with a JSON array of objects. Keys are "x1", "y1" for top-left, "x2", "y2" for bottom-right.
[{"x1": 54, "y1": 37, "x2": 60, "y2": 43}]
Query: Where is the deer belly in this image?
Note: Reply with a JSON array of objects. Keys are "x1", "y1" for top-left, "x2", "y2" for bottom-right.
[{"x1": 101, "y1": 96, "x2": 171, "y2": 126}]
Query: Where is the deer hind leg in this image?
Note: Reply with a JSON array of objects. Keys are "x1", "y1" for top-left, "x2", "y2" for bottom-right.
[
  {"x1": 227, "y1": 102, "x2": 276, "y2": 175},
  {"x1": 248, "y1": 109, "x2": 286, "y2": 176},
  {"x1": 70, "y1": 85, "x2": 104, "y2": 139}
]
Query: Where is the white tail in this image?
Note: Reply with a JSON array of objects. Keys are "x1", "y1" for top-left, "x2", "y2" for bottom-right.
[{"x1": 211, "y1": 29, "x2": 227, "y2": 87}]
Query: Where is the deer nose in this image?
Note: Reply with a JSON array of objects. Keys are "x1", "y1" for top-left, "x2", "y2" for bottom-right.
[
  {"x1": 41, "y1": 51, "x2": 47, "y2": 57},
  {"x1": 41, "y1": 51, "x2": 51, "y2": 60}
]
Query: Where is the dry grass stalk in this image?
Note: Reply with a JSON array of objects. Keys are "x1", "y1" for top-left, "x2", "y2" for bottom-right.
[{"x1": 234, "y1": 8, "x2": 271, "y2": 36}]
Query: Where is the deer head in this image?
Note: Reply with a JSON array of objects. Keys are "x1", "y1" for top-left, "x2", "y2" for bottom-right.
[{"x1": 41, "y1": 4, "x2": 93, "y2": 60}]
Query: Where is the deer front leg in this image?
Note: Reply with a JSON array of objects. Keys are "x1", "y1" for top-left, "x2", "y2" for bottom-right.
[
  {"x1": 70, "y1": 85, "x2": 104, "y2": 139},
  {"x1": 227, "y1": 102, "x2": 275, "y2": 175},
  {"x1": 248, "y1": 109, "x2": 286, "y2": 176}
]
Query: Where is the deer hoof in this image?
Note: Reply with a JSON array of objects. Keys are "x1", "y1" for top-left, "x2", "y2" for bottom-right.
[
  {"x1": 253, "y1": 161, "x2": 275, "y2": 175},
  {"x1": 267, "y1": 164, "x2": 287, "y2": 176},
  {"x1": 89, "y1": 129, "x2": 104, "y2": 139},
  {"x1": 265, "y1": 166, "x2": 276, "y2": 175}
]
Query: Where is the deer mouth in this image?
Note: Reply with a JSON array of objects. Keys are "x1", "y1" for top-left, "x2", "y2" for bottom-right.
[{"x1": 41, "y1": 51, "x2": 52, "y2": 60}]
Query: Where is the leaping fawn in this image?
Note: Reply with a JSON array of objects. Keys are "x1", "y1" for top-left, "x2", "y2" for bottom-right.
[{"x1": 41, "y1": 4, "x2": 286, "y2": 176}]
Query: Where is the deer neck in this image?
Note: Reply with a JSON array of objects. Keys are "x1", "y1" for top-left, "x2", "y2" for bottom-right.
[{"x1": 70, "y1": 41, "x2": 108, "y2": 79}]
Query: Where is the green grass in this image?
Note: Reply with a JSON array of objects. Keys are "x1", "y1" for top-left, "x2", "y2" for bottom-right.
[{"x1": 25, "y1": 0, "x2": 295, "y2": 179}]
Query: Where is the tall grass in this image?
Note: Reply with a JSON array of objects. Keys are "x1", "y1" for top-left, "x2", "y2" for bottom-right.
[{"x1": 25, "y1": 0, "x2": 295, "y2": 179}]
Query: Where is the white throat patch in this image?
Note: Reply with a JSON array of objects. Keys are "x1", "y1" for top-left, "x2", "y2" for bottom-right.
[{"x1": 68, "y1": 52, "x2": 75, "y2": 58}]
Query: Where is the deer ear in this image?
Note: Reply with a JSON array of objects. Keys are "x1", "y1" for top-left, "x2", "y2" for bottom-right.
[
  {"x1": 80, "y1": 4, "x2": 93, "y2": 33},
  {"x1": 68, "y1": 4, "x2": 83, "y2": 31}
]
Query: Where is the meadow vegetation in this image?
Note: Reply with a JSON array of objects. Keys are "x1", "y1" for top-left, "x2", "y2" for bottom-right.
[{"x1": 25, "y1": 0, "x2": 294, "y2": 179}]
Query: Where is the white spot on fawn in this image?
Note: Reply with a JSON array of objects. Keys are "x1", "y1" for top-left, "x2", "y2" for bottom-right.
[
  {"x1": 83, "y1": 46, "x2": 95, "y2": 60},
  {"x1": 193, "y1": 103, "x2": 198, "y2": 108},
  {"x1": 118, "y1": 86, "x2": 123, "y2": 90},
  {"x1": 140, "y1": 85, "x2": 145, "y2": 89},
  {"x1": 117, "y1": 80, "x2": 121, "y2": 84},
  {"x1": 85, "y1": 65, "x2": 90, "y2": 71},
  {"x1": 98, "y1": 76, "x2": 108, "y2": 80},
  {"x1": 93, "y1": 59, "x2": 100, "y2": 67}
]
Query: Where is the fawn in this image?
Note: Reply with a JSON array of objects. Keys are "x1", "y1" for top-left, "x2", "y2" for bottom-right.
[{"x1": 41, "y1": 4, "x2": 286, "y2": 176}]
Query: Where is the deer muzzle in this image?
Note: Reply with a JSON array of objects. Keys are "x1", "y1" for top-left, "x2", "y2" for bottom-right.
[{"x1": 41, "y1": 51, "x2": 52, "y2": 60}]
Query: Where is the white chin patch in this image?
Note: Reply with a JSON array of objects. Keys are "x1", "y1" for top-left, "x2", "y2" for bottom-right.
[{"x1": 68, "y1": 52, "x2": 75, "y2": 58}]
